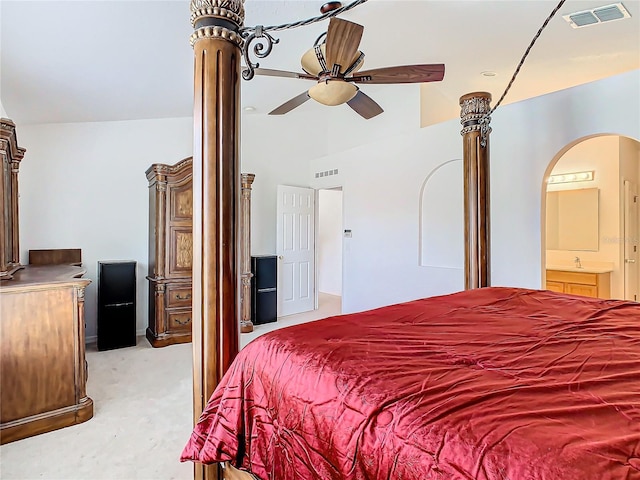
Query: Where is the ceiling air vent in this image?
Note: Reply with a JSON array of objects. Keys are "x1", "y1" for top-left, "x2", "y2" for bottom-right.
[
  {"x1": 562, "y1": 3, "x2": 631, "y2": 28},
  {"x1": 563, "y1": 3, "x2": 631, "y2": 28}
]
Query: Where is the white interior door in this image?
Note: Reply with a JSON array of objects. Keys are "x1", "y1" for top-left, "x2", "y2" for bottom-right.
[
  {"x1": 624, "y1": 180, "x2": 639, "y2": 302},
  {"x1": 276, "y1": 185, "x2": 315, "y2": 316}
]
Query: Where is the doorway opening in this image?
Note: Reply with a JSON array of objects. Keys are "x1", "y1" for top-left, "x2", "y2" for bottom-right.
[
  {"x1": 541, "y1": 135, "x2": 640, "y2": 301},
  {"x1": 316, "y1": 187, "x2": 343, "y2": 314}
]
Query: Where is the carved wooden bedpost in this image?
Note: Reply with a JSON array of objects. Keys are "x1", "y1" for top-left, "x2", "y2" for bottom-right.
[
  {"x1": 240, "y1": 173, "x2": 255, "y2": 334},
  {"x1": 460, "y1": 92, "x2": 492, "y2": 289},
  {"x1": 190, "y1": 1, "x2": 244, "y2": 479}
]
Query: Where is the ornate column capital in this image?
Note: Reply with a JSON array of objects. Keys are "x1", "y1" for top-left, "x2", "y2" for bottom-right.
[
  {"x1": 190, "y1": 0, "x2": 245, "y2": 47},
  {"x1": 459, "y1": 92, "x2": 492, "y2": 135},
  {"x1": 241, "y1": 173, "x2": 255, "y2": 190}
]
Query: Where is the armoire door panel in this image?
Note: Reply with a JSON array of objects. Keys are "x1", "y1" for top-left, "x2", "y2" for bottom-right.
[
  {"x1": 169, "y1": 226, "x2": 193, "y2": 276},
  {"x1": 170, "y1": 183, "x2": 193, "y2": 221}
]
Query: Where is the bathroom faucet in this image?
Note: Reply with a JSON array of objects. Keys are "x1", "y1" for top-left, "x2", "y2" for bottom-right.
[{"x1": 574, "y1": 256, "x2": 582, "y2": 268}]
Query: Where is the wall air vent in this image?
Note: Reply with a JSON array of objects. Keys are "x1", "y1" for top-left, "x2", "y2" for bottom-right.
[
  {"x1": 315, "y1": 169, "x2": 339, "y2": 179},
  {"x1": 563, "y1": 3, "x2": 631, "y2": 28}
]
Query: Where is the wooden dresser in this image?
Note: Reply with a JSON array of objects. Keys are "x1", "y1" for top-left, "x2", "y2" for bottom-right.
[
  {"x1": 146, "y1": 157, "x2": 193, "y2": 347},
  {"x1": 546, "y1": 269, "x2": 611, "y2": 299},
  {"x1": 1, "y1": 265, "x2": 93, "y2": 444},
  {"x1": 0, "y1": 119, "x2": 93, "y2": 444}
]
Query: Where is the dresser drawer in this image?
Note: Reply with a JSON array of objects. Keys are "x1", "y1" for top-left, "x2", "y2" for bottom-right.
[
  {"x1": 167, "y1": 309, "x2": 192, "y2": 332},
  {"x1": 166, "y1": 285, "x2": 192, "y2": 308}
]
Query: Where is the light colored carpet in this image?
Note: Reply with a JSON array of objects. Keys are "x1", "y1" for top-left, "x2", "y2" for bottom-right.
[{"x1": 0, "y1": 294, "x2": 340, "y2": 480}]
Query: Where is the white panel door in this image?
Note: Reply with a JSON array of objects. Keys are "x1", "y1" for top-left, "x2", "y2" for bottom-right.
[
  {"x1": 624, "y1": 180, "x2": 639, "y2": 302},
  {"x1": 276, "y1": 185, "x2": 315, "y2": 316}
]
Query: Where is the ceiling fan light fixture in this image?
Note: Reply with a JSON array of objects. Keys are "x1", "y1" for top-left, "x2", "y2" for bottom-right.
[{"x1": 309, "y1": 80, "x2": 358, "y2": 106}]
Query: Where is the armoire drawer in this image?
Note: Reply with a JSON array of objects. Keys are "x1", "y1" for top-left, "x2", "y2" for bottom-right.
[
  {"x1": 167, "y1": 309, "x2": 192, "y2": 332},
  {"x1": 166, "y1": 285, "x2": 192, "y2": 308}
]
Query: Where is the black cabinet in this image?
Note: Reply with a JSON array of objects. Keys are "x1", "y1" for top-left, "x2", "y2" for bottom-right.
[
  {"x1": 251, "y1": 255, "x2": 277, "y2": 325},
  {"x1": 97, "y1": 261, "x2": 136, "y2": 351}
]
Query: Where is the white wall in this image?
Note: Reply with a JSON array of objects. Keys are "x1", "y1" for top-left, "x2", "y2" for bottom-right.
[
  {"x1": 14, "y1": 69, "x2": 640, "y2": 340},
  {"x1": 318, "y1": 189, "x2": 343, "y2": 296},
  {"x1": 325, "y1": 84, "x2": 420, "y2": 155},
  {"x1": 494, "y1": 70, "x2": 639, "y2": 290},
  {"x1": 546, "y1": 136, "x2": 622, "y2": 297},
  {"x1": 16, "y1": 110, "x2": 325, "y2": 342},
  {"x1": 241, "y1": 110, "x2": 327, "y2": 256},
  {"x1": 0, "y1": 0, "x2": 4, "y2": 119},
  {"x1": 18, "y1": 117, "x2": 193, "y2": 341},
  {"x1": 311, "y1": 70, "x2": 639, "y2": 315},
  {"x1": 310, "y1": 120, "x2": 467, "y2": 314}
]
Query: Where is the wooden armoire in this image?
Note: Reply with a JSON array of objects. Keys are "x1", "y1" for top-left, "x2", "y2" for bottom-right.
[
  {"x1": 0, "y1": 119, "x2": 25, "y2": 279},
  {"x1": 146, "y1": 157, "x2": 193, "y2": 347}
]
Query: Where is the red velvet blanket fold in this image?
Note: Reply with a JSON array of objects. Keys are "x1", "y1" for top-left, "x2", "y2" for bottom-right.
[{"x1": 182, "y1": 287, "x2": 640, "y2": 480}]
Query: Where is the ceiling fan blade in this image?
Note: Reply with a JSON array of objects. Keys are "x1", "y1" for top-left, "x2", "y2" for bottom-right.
[
  {"x1": 325, "y1": 18, "x2": 364, "y2": 75},
  {"x1": 269, "y1": 91, "x2": 311, "y2": 115},
  {"x1": 254, "y1": 68, "x2": 318, "y2": 80},
  {"x1": 347, "y1": 90, "x2": 384, "y2": 120},
  {"x1": 348, "y1": 64, "x2": 445, "y2": 84}
]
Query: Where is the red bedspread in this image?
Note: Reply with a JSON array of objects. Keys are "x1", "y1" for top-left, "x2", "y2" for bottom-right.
[{"x1": 181, "y1": 287, "x2": 640, "y2": 479}]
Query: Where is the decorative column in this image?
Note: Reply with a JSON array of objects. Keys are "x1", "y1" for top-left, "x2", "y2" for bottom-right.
[
  {"x1": 240, "y1": 173, "x2": 255, "y2": 334},
  {"x1": 10, "y1": 158, "x2": 20, "y2": 266},
  {"x1": 460, "y1": 92, "x2": 492, "y2": 290},
  {"x1": 75, "y1": 286, "x2": 91, "y2": 411},
  {"x1": 190, "y1": 2, "x2": 244, "y2": 480}
]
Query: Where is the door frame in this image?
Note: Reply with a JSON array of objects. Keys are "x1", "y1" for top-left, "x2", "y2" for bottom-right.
[
  {"x1": 623, "y1": 179, "x2": 639, "y2": 301},
  {"x1": 314, "y1": 185, "x2": 345, "y2": 312}
]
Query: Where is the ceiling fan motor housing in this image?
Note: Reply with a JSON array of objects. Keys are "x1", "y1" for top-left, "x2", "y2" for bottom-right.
[
  {"x1": 301, "y1": 44, "x2": 364, "y2": 77},
  {"x1": 301, "y1": 43, "x2": 363, "y2": 106}
]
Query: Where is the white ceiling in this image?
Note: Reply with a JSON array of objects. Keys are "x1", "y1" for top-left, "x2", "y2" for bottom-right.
[{"x1": 1, "y1": 0, "x2": 638, "y2": 125}]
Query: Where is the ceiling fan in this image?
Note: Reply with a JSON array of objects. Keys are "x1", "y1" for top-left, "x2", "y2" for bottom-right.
[{"x1": 255, "y1": 15, "x2": 445, "y2": 119}]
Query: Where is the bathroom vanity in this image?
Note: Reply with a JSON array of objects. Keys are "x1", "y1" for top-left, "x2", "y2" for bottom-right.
[{"x1": 546, "y1": 267, "x2": 612, "y2": 299}]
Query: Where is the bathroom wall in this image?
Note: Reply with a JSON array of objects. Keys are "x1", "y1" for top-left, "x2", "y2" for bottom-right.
[{"x1": 546, "y1": 136, "x2": 622, "y2": 298}]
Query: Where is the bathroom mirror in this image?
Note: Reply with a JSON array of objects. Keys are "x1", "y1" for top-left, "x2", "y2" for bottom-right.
[{"x1": 546, "y1": 188, "x2": 599, "y2": 251}]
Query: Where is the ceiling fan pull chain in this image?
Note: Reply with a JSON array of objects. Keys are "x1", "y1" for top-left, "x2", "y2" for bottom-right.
[
  {"x1": 314, "y1": 45, "x2": 328, "y2": 73},
  {"x1": 343, "y1": 52, "x2": 365, "y2": 77}
]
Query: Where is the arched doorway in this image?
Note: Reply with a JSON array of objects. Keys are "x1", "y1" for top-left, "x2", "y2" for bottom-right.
[{"x1": 541, "y1": 134, "x2": 640, "y2": 301}]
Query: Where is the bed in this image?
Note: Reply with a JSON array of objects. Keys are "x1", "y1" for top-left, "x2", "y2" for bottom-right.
[{"x1": 181, "y1": 287, "x2": 640, "y2": 479}]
